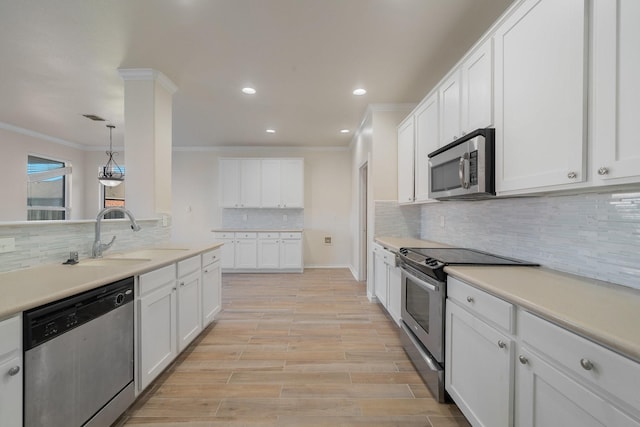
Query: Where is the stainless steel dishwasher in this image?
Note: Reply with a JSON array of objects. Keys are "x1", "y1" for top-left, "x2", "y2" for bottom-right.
[{"x1": 23, "y1": 276, "x2": 135, "y2": 427}]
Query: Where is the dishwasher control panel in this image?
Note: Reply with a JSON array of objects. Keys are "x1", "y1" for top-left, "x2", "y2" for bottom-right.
[{"x1": 23, "y1": 276, "x2": 134, "y2": 350}]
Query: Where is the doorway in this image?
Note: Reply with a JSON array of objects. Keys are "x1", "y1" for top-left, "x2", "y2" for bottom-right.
[{"x1": 359, "y1": 161, "x2": 368, "y2": 281}]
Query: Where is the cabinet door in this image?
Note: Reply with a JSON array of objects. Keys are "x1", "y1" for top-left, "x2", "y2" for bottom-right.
[
  {"x1": 235, "y1": 238, "x2": 257, "y2": 269},
  {"x1": 280, "y1": 238, "x2": 302, "y2": 269},
  {"x1": 445, "y1": 300, "x2": 513, "y2": 427},
  {"x1": 439, "y1": 70, "x2": 462, "y2": 146},
  {"x1": 494, "y1": 0, "x2": 587, "y2": 192},
  {"x1": 261, "y1": 159, "x2": 281, "y2": 208},
  {"x1": 387, "y1": 264, "x2": 402, "y2": 326},
  {"x1": 0, "y1": 355, "x2": 22, "y2": 427},
  {"x1": 414, "y1": 93, "x2": 439, "y2": 202},
  {"x1": 258, "y1": 238, "x2": 280, "y2": 269},
  {"x1": 177, "y1": 270, "x2": 202, "y2": 351},
  {"x1": 592, "y1": 0, "x2": 640, "y2": 183},
  {"x1": 239, "y1": 159, "x2": 261, "y2": 208},
  {"x1": 461, "y1": 38, "x2": 493, "y2": 132},
  {"x1": 201, "y1": 261, "x2": 221, "y2": 326},
  {"x1": 139, "y1": 283, "x2": 177, "y2": 391},
  {"x1": 219, "y1": 159, "x2": 240, "y2": 207},
  {"x1": 281, "y1": 159, "x2": 304, "y2": 208},
  {"x1": 397, "y1": 118, "x2": 415, "y2": 204},
  {"x1": 373, "y1": 251, "x2": 388, "y2": 306},
  {"x1": 516, "y1": 348, "x2": 640, "y2": 427},
  {"x1": 220, "y1": 238, "x2": 235, "y2": 269}
]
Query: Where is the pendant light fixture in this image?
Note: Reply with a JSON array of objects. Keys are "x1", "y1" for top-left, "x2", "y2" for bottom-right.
[{"x1": 98, "y1": 124, "x2": 124, "y2": 187}]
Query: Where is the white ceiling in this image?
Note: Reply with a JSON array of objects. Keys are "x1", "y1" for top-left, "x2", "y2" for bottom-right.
[{"x1": 0, "y1": 0, "x2": 513, "y2": 149}]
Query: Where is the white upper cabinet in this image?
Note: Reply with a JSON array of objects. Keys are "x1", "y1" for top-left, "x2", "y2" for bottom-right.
[
  {"x1": 591, "y1": 0, "x2": 640, "y2": 184},
  {"x1": 219, "y1": 159, "x2": 261, "y2": 208},
  {"x1": 439, "y1": 70, "x2": 462, "y2": 146},
  {"x1": 397, "y1": 117, "x2": 415, "y2": 204},
  {"x1": 461, "y1": 38, "x2": 493, "y2": 133},
  {"x1": 221, "y1": 158, "x2": 303, "y2": 208},
  {"x1": 414, "y1": 93, "x2": 439, "y2": 203},
  {"x1": 494, "y1": 0, "x2": 588, "y2": 193}
]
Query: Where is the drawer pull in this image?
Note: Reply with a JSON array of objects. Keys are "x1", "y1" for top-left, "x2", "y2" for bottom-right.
[
  {"x1": 497, "y1": 340, "x2": 506, "y2": 349},
  {"x1": 580, "y1": 358, "x2": 594, "y2": 371},
  {"x1": 8, "y1": 366, "x2": 20, "y2": 376},
  {"x1": 518, "y1": 355, "x2": 528, "y2": 365},
  {"x1": 466, "y1": 296, "x2": 474, "y2": 303}
]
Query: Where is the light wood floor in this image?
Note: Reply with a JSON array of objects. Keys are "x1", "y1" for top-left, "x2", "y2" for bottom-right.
[{"x1": 117, "y1": 268, "x2": 470, "y2": 427}]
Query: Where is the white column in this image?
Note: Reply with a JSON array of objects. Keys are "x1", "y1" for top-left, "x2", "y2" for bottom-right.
[{"x1": 118, "y1": 68, "x2": 177, "y2": 219}]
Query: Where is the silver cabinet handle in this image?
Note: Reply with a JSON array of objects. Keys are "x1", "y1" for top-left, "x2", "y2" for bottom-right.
[
  {"x1": 466, "y1": 296, "x2": 474, "y2": 303},
  {"x1": 519, "y1": 355, "x2": 528, "y2": 365},
  {"x1": 180, "y1": 282, "x2": 185, "y2": 287},
  {"x1": 172, "y1": 287, "x2": 177, "y2": 291},
  {"x1": 204, "y1": 269, "x2": 209, "y2": 273},
  {"x1": 597, "y1": 167, "x2": 609, "y2": 176},
  {"x1": 567, "y1": 171, "x2": 577, "y2": 179},
  {"x1": 497, "y1": 340, "x2": 506, "y2": 349},
  {"x1": 580, "y1": 358, "x2": 594, "y2": 371},
  {"x1": 8, "y1": 366, "x2": 20, "y2": 376}
]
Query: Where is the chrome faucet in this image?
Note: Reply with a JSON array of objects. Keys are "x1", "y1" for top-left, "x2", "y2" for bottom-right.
[{"x1": 92, "y1": 207, "x2": 142, "y2": 258}]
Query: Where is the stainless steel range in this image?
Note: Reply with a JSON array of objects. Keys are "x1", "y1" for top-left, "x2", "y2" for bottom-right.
[{"x1": 398, "y1": 247, "x2": 537, "y2": 402}]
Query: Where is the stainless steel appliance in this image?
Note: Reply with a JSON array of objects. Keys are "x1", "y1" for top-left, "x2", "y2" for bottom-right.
[
  {"x1": 398, "y1": 247, "x2": 537, "y2": 402},
  {"x1": 428, "y1": 128, "x2": 495, "y2": 200},
  {"x1": 24, "y1": 277, "x2": 135, "y2": 427}
]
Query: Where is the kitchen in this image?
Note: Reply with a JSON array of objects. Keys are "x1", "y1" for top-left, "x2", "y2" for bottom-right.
[{"x1": 1, "y1": 0, "x2": 640, "y2": 426}]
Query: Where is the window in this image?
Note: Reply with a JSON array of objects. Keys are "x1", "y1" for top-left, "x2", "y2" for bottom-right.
[
  {"x1": 27, "y1": 155, "x2": 71, "y2": 221},
  {"x1": 103, "y1": 166, "x2": 125, "y2": 219}
]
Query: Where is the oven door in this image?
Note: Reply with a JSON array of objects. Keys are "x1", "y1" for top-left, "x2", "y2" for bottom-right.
[{"x1": 400, "y1": 263, "x2": 445, "y2": 364}]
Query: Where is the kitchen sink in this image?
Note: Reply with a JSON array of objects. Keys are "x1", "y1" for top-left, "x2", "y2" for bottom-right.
[{"x1": 77, "y1": 258, "x2": 151, "y2": 267}]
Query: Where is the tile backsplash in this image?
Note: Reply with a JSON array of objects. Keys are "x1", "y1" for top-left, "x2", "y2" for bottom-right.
[
  {"x1": 374, "y1": 201, "x2": 421, "y2": 238},
  {"x1": 0, "y1": 219, "x2": 171, "y2": 273},
  {"x1": 420, "y1": 191, "x2": 640, "y2": 290},
  {"x1": 222, "y1": 208, "x2": 304, "y2": 230}
]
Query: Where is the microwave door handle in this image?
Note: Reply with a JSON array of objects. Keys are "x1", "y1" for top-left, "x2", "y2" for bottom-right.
[{"x1": 459, "y1": 154, "x2": 470, "y2": 189}]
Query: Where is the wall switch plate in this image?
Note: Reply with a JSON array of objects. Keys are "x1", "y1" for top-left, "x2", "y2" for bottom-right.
[
  {"x1": 0, "y1": 237, "x2": 16, "y2": 253},
  {"x1": 283, "y1": 214, "x2": 288, "y2": 222},
  {"x1": 324, "y1": 236, "x2": 332, "y2": 245},
  {"x1": 162, "y1": 215, "x2": 169, "y2": 227},
  {"x1": 440, "y1": 215, "x2": 445, "y2": 228},
  {"x1": 243, "y1": 214, "x2": 248, "y2": 221}
]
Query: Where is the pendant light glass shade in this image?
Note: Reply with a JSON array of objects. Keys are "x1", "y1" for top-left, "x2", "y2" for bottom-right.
[{"x1": 98, "y1": 124, "x2": 124, "y2": 187}]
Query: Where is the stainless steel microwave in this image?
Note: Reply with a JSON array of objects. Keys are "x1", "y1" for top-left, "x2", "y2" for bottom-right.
[{"x1": 427, "y1": 128, "x2": 495, "y2": 200}]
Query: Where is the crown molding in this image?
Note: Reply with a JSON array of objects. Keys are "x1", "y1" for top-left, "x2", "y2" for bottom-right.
[
  {"x1": 118, "y1": 68, "x2": 178, "y2": 95},
  {"x1": 173, "y1": 145, "x2": 350, "y2": 153},
  {"x1": 0, "y1": 122, "x2": 89, "y2": 150}
]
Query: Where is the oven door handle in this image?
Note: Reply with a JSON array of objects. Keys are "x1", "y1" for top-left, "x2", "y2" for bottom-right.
[{"x1": 403, "y1": 269, "x2": 439, "y2": 292}]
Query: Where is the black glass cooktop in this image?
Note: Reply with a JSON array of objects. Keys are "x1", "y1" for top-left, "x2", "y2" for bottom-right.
[{"x1": 398, "y1": 247, "x2": 538, "y2": 281}]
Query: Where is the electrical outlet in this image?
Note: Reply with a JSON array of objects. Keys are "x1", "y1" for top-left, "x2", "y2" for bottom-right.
[
  {"x1": 243, "y1": 214, "x2": 248, "y2": 221},
  {"x1": 0, "y1": 238, "x2": 16, "y2": 253},
  {"x1": 324, "y1": 236, "x2": 332, "y2": 245},
  {"x1": 283, "y1": 214, "x2": 288, "y2": 222}
]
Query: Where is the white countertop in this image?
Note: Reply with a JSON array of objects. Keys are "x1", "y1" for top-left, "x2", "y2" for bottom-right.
[
  {"x1": 375, "y1": 235, "x2": 640, "y2": 363},
  {"x1": 212, "y1": 228, "x2": 303, "y2": 233},
  {"x1": 0, "y1": 242, "x2": 223, "y2": 319}
]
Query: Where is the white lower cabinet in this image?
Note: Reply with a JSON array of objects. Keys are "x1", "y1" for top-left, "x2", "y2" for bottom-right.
[
  {"x1": 446, "y1": 276, "x2": 640, "y2": 427},
  {"x1": 217, "y1": 231, "x2": 302, "y2": 272},
  {"x1": 0, "y1": 314, "x2": 22, "y2": 427},
  {"x1": 446, "y1": 279, "x2": 514, "y2": 427},
  {"x1": 138, "y1": 256, "x2": 204, "y2": 392},
  {"x1": 137, "y1": 264, "x2": 177, "y2": 392},
  {"x1": 201, "y1": 248, "x2": 222, "y2": 327},
  {"x1": 372, "y1": 244, "x2": 401, "y2": 326}
]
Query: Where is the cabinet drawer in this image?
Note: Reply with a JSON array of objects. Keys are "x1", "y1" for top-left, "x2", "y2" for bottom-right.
[
  {"x1": 448, "y1": 276, "x2": 514, "y2": 333},
  {"x1": 258, "y1": 232, "x2": 279, "y2": 239},
  {"x1": 0, "y1": 314, "x2": 20, "y2": 355},
  {"x1": 280, "y1": 232, "x2": 301, "y2": 240},
  {"x1": 236, "y1": 232, "x2": 257, "y2": 239},
  {"x1": 520, "y1": 310, "x2": 640, "y2": 412},
  {"x1": 139, "y1": 264, "x2": 176, "y2": 295},
  {"x1": 213, "y1": 232, "x2": 234, "y2": 239},
  {"x1": 202, "y1": 248, "x2": 221, "y2": 267},
  {"x1": 178, "y1": 255, "x2": 201, "y2": 277}
]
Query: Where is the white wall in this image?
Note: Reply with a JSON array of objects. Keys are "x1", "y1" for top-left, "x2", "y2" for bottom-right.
[{"x1": 171, "y1": 148, "x2": 352, "y2": 268}]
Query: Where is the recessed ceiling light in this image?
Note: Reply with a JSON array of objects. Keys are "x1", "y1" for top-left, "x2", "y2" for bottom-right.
[
  {"x1": 352, "y1": 88, "x2": 367, "y2": 96},
  {"x1": 242, "y1": 87, "x2": 256, "y2": 95},
  {"x1": 266, "y1": 129, "x2": 276, "y2": 134},
  {"x1": 340, "y1": 129, "x2": 350, "y2": 134}
]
